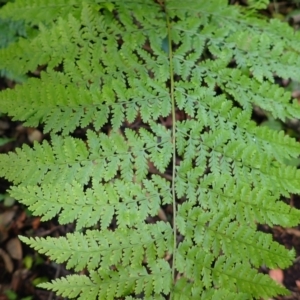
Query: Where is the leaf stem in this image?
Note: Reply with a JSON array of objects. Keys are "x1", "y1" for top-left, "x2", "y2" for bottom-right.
[{"x1": 166, "y1": 10, "x2": 177, "y2": 298}]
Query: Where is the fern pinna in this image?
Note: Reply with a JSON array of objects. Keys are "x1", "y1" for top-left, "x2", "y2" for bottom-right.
[{"x1": 0, "y1": 0, "x2": 300, "y2": 299}]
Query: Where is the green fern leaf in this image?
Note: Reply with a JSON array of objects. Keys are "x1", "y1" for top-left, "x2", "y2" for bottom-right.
[{"x1": 1, "y1": 0, "x2": 300, "y2": 299}]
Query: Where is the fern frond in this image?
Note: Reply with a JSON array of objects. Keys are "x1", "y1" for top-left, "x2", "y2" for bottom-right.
[
  {"x1": 20, "y1": 222, "x2": 173, "y2": 272},
  {"x1": 10, "y1": 175, "x2": 172, "y2": 229},
  {"x1": 1, "y1": 0, "x2": 300, "y2": 299},
  {"x1": 39, "y1": 260, "x2": 172, "y2": 299},
  {"x1": 0, "y1": 0, "x2": 83, "y2": 25},
  {"x1": 0, "y1": 128, "x2": 172, "y2": 186},
  {"x1": 176, "y1": 246, "x2": 288, "y2": 299},
  {"x1": 0, "y1": 2, "x2": 169, "y2": 133}
]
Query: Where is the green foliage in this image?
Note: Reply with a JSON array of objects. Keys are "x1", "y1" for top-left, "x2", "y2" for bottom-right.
[
  {"x1": 0, "y1": 0, "x2": 300, "y2": 299},
  {"x1": 0, "y1": 0, "x2": 28, "y2": 81},
  {"x1": 0, "y1": 16, "x2": 27, "y2": 81},
  {"x1": 4, "y1": 289, "x2": 32, "y2": 300}
]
